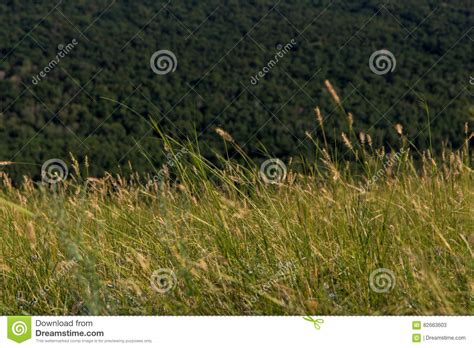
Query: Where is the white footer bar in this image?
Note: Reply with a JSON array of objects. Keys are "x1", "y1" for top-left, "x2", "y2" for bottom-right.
[{"x1": 1, "y1": 316, "x2": 471, "y2": 347}]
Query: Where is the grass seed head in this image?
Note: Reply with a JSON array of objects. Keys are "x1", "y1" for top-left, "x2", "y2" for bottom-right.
[
  {"x1": 395, "y1": 123, "x2": 403, "y2": 136},
  {"x1": 341, "y1": 132, "x2": 353, "y2": 150},
  {"x1": 324, "y1": 80, "x2": 341, "y2": 105},
  {"x1": 215, "y1": 127, "x2": 235, "y2": 143}
]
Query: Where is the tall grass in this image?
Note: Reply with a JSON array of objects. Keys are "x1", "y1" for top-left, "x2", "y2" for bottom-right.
[{"x1": 0, "y1": 85, "x2": 472, "y2": 315}]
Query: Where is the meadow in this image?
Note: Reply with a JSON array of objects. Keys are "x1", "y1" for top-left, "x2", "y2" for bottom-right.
[{"x1": 0, "y1": 89, "x2": 472, "y2": 316}]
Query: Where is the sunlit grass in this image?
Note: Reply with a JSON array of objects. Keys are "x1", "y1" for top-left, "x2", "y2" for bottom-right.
[
  {"x1": 0, "y1": 130, "x2": 472, "y2": 315},
  {"x1": 1, "y1": 84, "x2": 472, "y2": 315}
]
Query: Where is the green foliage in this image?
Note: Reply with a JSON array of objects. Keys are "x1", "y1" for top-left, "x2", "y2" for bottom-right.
[
  {"x1": 0, "y1": 1, "x2": 472, "y2": 181},
  {"x1": 0, "y1": 133, "x2": 472, "y2": 315}
]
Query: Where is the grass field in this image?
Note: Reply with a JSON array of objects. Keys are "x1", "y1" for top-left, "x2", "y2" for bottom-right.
[{"x1": 1, "y1": 96, "x2": 473, "y2": 315}]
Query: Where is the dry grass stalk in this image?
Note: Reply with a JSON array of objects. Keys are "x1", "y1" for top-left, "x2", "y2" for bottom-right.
[
  {"x1": 324, "y1": 80, "x2": 341, "y2": 105},
  {"x1": 347, "y1": 112, "x2": 354, "y2": 129},
  {"x1": 366, "y1": 134, "x2": 373, "y2": 146},
  {"x1": 314, "y1": 107, "x2": 323, "y2": 127},
  {"x1": 395, "y1": 123, "x2": 403, "y2": 136},
  {"x1": 215, "y1": 127, "x2": 235, "y2": 143},
  {"x1": 341, "y1": 132, "x2": 353, "y2": 151}
]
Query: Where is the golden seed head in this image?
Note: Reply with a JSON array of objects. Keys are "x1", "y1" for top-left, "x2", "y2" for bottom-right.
[
  {"x1": 324, "y1": 80, "x2": 341, "y2": 105},
  {"x1": 359, "y1": 132, "x2": 366, "y2": 144},
  {"x1": 341, "y1": 132, "x2": 353, "y2": 150},
  {"x1": 367, "y1": 134, "x2": 373, "y2": 146},
  {"x1": 314, "y1": 107, "x2": 323, "y2": 126},
  {"x1": 215, "y1": 127, "x2": 234, "y2": 143},
  {"x1": 347, "y1": 112, "x2": 354, "y2": 128},
  {"x1": 394, "y1": 123, "x2": 403, "y2": 136},
  {"x1": 26, "y1": 222, "x2": 36, "y2": 249}
]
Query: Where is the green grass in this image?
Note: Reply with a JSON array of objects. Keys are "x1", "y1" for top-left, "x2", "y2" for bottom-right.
[{"x1": 0, "y1": 129, "x2": 472, "y2": 315}]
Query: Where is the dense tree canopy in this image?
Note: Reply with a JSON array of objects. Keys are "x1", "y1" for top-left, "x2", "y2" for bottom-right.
[{"x1": 0, "y1": 0, "x2": 472, "y2": 180}]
